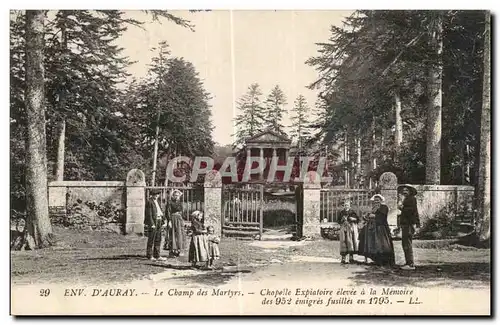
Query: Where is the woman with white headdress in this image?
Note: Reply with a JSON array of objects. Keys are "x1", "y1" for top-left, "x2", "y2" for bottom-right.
[
  {"x1": 188, "y1": 210, "x2": 209, "y2": 269},
  {"x1": 358, "y1": 194, "x2": 395, "y2": 267},
  {"x1": 166, "y1": 189, "x2": 187, "y2": 257}
]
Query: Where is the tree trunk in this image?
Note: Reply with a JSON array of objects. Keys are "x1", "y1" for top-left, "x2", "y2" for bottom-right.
[
  {"x1": 369, "y1": 121, "x2": 377, "y2": 189},
  {"x1": 476, "y1": 12, "x2": 491, "y2": 243},
  {"x1": 344, "y1": 132, "x2": 349, "y2": 188},
  {"x1": 297, "y1": 124, "x2": 302, "y2": 155},
  {"x1": 425, "y1": 14, "x2": 443, "y2": 185},
  {"x1": 54, "y1": 119, "x2": 65, "y2": 181},
  {"x1": 380, "y1": 129, "x2": 386, "y2": 161},
  {"x1": 394, "y1": 91, "x2": 403, "y2": 154},
  {"x1": 151, "y1": 50, "x2": 165, "y2": 187},
  {"x1": 464, "y1": 143, "x2": 470, "y2": 184},
  {"x1": 24, "y1": 10, "x2": 54, "y2": 249},
  {"x1": 151, "y1": 111, "x2": 160, "y2": 186},
  {"x1": 54, "y1": 12, "x2": 68, "y2": 181},
  {"x1": 355, "y1": 136, "x2": 361, "y2": 188}
]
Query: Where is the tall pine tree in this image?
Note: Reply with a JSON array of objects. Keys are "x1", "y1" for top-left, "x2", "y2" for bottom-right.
[
  {"x1": 126, "y1": 52, "x2": 214, "y2": 183},
  {"x1": 290, "y1": 95, "x2": 311, "y2": 155},
  {"x1": 233, "y1": 83, "x2": 265, "y2": 147},
  {"x1": 264, "y1": 85, "x2": 287, "y2": 134},
  {"x1": 44, "y1": 10, "x2": 137, "y2": 180}
]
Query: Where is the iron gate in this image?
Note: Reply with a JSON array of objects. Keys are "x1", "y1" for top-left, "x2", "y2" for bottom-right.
[
  {"x1": 222, "y1": 184, "x2": 264, "y2": 239},
  {"x1": 320, "y1": 188, "x2": 374, "y2": 224},
  {"x1": 145, "y1": 185, "x2": 204, "y2": 223}
]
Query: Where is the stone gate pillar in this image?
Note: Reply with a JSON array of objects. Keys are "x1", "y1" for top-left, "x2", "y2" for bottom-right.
[
  {"x1": 204, "y1": 170, "x2": 222, "y2": 238},
  {"x1": 125, "y1": 169, "x2": 146, "y2": 235},
  {"x1": 302, "y1": 171, "x2": 321, "y2": 239},
  {"x1": 380, "y1": 172, "x2": 398, "y2": 229},
  {"x1": 48, "y1": 181, "x2": 67, "y2": 217}
]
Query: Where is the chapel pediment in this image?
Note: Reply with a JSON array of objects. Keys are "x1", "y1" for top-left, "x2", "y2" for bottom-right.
[{"x1": 245, "y1": 129, "x2": 291, "y2": 144}]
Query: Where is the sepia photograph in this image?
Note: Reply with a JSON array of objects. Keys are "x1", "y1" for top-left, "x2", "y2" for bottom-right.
[{"x1": 9, "y1": 7, "x2": 491, "y2": 316}]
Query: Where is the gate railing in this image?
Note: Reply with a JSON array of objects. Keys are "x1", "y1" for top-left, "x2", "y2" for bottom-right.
[
  {"x1": 222, "y1": 184, "x2": 264, "y2": 239},
  {"x1": 145, "y1": 185, "x2": 204, "y2": 222},
  {"x1": 320, "y1": 188, "x2": 374, "y2": 224}
]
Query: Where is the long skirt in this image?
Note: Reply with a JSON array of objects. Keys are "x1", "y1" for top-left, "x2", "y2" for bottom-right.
[
  {"x1": 169, "y1": 213, "x2": 186, "y2": 251},
  {"x1": 208, "y1": 242, "x2": 220, "y2": 260},
  {"x1": 358, "y1": 220, "x2": 395, "y2": 266},
  {"x1": 162, "y1": 227, "x2": 171, "y2": 250},
  {"x1": 339, "y1": 223, "x2": 359, "y2": 255},
  {"x1": 189, "y1": 234, "x2": 209, "y2": 263}
]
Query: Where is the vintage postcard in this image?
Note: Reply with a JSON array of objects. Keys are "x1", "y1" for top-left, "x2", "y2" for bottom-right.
[{"x1": 10, "y1": 9, "x2": 491, "y2": 316}]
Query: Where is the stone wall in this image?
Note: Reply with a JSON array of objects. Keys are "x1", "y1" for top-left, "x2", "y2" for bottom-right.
[
  {"x1": 47, "y1": 170, "x2": 475, "y2": 239},
  {"x1": 47, "y1": 171, "x2": 222, "y2": 236},
  {"x1": 410, "y1": 184, "x2": 475, "y2": 227},
  {"x1": 49, "y1": 181, "x2": 125, "y2": 209},
  {"x1": 48, "y1": 181, "x2": 126, "y2": 232},
  {"x1": 317, "y1": 172, "x2": 476, "y2": 239}
]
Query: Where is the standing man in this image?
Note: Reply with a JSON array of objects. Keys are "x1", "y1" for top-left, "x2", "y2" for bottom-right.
[
  {"x1": 145, "y1": 189, "x2": 167, "y2": 261},
  {"x1": 398, "y1": 185, "x2": 420, "y2": 270}
]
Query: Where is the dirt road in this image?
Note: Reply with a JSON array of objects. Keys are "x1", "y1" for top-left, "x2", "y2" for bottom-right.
[{"x1": 11, "y1": 239, "x2": 490, "y2": 315}]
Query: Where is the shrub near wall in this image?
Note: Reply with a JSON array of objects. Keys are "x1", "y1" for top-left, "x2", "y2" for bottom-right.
[
  {"x1": 49, "y1": 181, "x2": 126, "y2": 233},
  {"x1": 58, "y1": 200, "x2": 125, "y2": 232},
  {"x1": 263, "y1": 198, "x2": 296, "y2": 227},
  {"x1": 418, "y1": 200, "x2": 476, "y2": 239},
  {"x1": 411, "y1": 185, "x2": 475, "y2": 239}
]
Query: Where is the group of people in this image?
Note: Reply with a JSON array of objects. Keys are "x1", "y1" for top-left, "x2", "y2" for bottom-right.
[
  {"x1": 337, "y1": 184, "x2": 420, "y2": 270},
  {"x1": 144, "y1": 189, "x2": 221, "y2": 270},
  {"x1": 144, "y1": 184, "x2": 420, "y2": 271}
]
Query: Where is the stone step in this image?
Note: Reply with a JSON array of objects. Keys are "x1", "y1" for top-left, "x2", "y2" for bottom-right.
[
  {"x1": 222, "y1": 228, "x2": 259, "y2": 238},
  {"x1": 260, "y1": 234, "x2": 293, "y2": 241},
  {"x1": 223, "y1": 225, "x2": 260, "y2": 232}
]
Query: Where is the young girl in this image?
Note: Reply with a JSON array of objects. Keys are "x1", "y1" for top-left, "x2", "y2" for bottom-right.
[
  {"x1": 188, "y1": 211, "x2": 209, "y2": 269},
  {"x1": 206, "y1": 226, "x2": 221, "y2": 269},
  {"x1": 337, "y1": 198, "x2": 359, "y2": 264}
]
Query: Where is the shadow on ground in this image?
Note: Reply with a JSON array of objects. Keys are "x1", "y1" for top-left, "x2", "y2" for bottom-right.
[
  {"x1": 147, "y1": 262, "x2": 254, "y2": 286},
  {"x1": 171, "y1": 269, "x2": 253, "y2": 287},
  {"x1": 147, "y1": 263, "x2": 193, "y2": 270},
  {"x1": 79, "y1": 254, "x2": 145, "y2": 261},
  {"x1": 349, "y1": 262, "x2": 490, "y2": 288}
]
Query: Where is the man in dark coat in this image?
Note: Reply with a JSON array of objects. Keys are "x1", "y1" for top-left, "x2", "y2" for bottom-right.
[
  {"x1": 398, "y1": 185, "x2": 420, "y2": 270},
  {"x1": 145, "y1": 189, "x2": 166, "y2": 261}
]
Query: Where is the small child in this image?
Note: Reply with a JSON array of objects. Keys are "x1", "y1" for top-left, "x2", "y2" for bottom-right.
[
  {"x1": 188, "y1": 211, "x2": 209, "y2": 269},
  {"x1": 206, "y1": 226, "x2": 221, "y2": 269}
]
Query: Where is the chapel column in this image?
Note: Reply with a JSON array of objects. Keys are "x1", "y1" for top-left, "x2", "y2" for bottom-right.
[
  {"x1": 259, "y1": 147, "x2": 264, "y2": 180},
  {"x1": 271, "y1": 148, "x2": 278, "y2": 181},
  {"x1": 246, "y1": 147, "x2": 251, "y2": 182}
]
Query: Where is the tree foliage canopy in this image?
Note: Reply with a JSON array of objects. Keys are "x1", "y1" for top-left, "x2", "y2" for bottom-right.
[
  {"x1": 307, "y1": 10, "x2": 486, "y2": 185},
  {"x1": 10, "y1": 10, "x2": 214, "y2": 209}
]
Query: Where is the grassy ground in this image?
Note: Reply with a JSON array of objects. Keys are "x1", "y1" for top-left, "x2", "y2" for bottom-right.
[
  {"x1": 11, "y1": 226, "x2": 490, "y2": 288},
  {"x1": 11, "y1": 226, "x2": 292, "y2": 285}
]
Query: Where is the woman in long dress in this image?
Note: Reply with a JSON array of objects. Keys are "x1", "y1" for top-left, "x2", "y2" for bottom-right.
[
  {"x1": 188, "y1": 211, "x2": 209, "y2": 269},
  {"x1": 358, "y1": 194, "x2": 395, "y2": 267},
  {"x1": 167, "y1": 189, "x2": 187, "y2": 257}
]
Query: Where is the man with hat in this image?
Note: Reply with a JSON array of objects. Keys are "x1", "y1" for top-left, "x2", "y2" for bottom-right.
[
  {"x1": 145, "y1": 189, "x2": 167, "y2": 261},
  {"x1": 398, "y1": 184, "x2": 420, "y2": 270}
]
